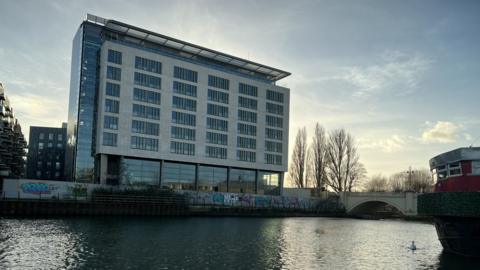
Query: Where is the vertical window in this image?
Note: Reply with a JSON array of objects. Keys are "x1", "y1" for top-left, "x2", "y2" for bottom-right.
[
  {"x1": 107, "y1": 49, "x2": 122, "y2": 64},
  {"x1": 103, "y1": 132, "x2": 117, "y2": 146},
  {"x1": 266, "y1": 128, "x2": 283, "y2": 140},
  {"x1": 104, "y1": 115, "x2": 118, "y2": 130},
  {"x1": 238, "y1": 123, "x2": 257, "y2": 136},
  {"x1": 174, "y1": 66, "x2": 198, "y2": 82},
  {"x1": 131, "y1": 136, "x2": 159, "y2": 151},
  {"x1": 122, "y1": 158, "x2": 160, "y2": 185},
  {"x1": 173, "y1": 81, "x2": 197, "y2": 97},
  {"x1": 132, "y1": 104, "x2": 160, "y2": 120},
  {"x1": 170, "y1": 141, "x2": 195, "y2": 155},
  {"x1": 266, "y1": 90, "x2": 284, "y2": 103},
  {"x1": 206, "y1": 132, "x2": 228, "y2": 145},
  {"x1": 238, "y1": 96, "x2": 257, "y2": 110},
  {"x1": 172, "y1": 111, "x2": 196, "y2": 126},
  {"x1": 171, "y1": 126, "x2": 196, "y2": 141},
  {"x1": 134, "y1": 72, "x2": 161, "y2": 89},
  {"x1": 39, "y1": 133, "x2": 44, "y2": 140},
  {"x1": 208, "y1": 75, "x2": 229, "y2": 90},
  {"x1": 207, "y1": 104, "x2": 228, "y2": 118},
  {"x1": 448, "y1": 163, "x2": 462, "y2": 176},
  {"x1": 172, "y1": 96, "x2": 197, "y2": 112},
  {"x1": 266, "y1": 102, "x2": 284, "y2": 115},
  {"x1": 237, "y1": 137, "x2": 256, "y2": 149},
  {"x1": 266, "y1": 115, "x2": 283, "y2": 128},
  {"x1": 106, "y1": 82, "x2": 120, "y2": 97},
  {"x1": 236, "y1": 150, "x2": 256, "y2": 162},
  {"x1": 238, "y1": 110, "x2": 257, "y2": 123},
  {"x1": 265, "y1": 141, "x2": 282, "y2": 153},
  {"x1": 206, "y1": 118, "x2": 228, "y2": 132},
  {"x1": 135, "y1": 57, "x2": 162, "y2": 74},
  {"x1": 105, "y1": 99, "x2": 119, "y2": 113},
  {"x1": 133, "y1": 88, "x2": 161, "y2": 105},
  {"x1": 208, "y1": 89, "x2": 229, "y2": 104},
  {"x1": 205, "y1": 146, "x2": 227, "y2": 159},
  {"x1": 107, "y1": 66, "x2": 121, "y2": 81},
  {"x1": 265, "y1": 154, "x2": 282, "y2": 165},
  {"x1": 132, "y1": 120, "x2": 159, "y2": 136},
  {"x1": 239, "y1": 83, "x2": 258, "y2": 97}
]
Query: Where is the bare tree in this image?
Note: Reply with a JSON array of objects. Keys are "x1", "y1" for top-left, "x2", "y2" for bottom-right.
[
  {"x1": 389, "y1": 172, "x2": 406, "y2": 192},
  {"x1": 348, "y1": 162, "x2": 367, "y2": 192},
  {"x1": 326, "y1": 129, "x2": 365, "y2": 192},
  {"x1": 388, "y1": 168, "x2": 434, "y2": 193},
  {"x1": 308, "y1": 123, "x2": 329, "y2": 191},
  {"x1": 405, "y1": 168, "x2": 434, "y2": 193},
  {"x1": 289, "y1": 127, "x2": 308, "y2": 188},
  {"x1": 363, "y1": 174, "x2": 389, "y2": 192}
]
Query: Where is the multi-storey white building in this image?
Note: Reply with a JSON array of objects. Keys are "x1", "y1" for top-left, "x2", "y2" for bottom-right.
[{"x1": 67, "y1": 15, "x2": 290, "y2": 195}]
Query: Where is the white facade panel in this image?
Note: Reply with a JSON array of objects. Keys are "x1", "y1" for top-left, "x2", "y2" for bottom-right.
[{"x1": 96, "y1": 41, "x2": 289, "y2": 172}]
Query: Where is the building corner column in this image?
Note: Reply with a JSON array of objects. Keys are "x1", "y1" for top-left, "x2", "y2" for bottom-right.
[
  {"x1": 279, "y1": 172, "x2": 285, "y2": 196},
  {"x1": 195, "y1": 163, "x2": 199, "y2": 191},
  {"x1": 99, "y1": 154, "x2": 108, "y2": 185},
  {"x1": 255, "y1": 169, "x2": 259, "y2": 194},
  {"x1": 227, "y1": 166, "x2": 231, "y2": 192},
  {"x1": 159, "y1": 160, "x2": 164, "y2": 188}
]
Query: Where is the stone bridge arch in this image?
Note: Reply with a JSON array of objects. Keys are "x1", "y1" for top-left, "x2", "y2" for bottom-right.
[
  {"x1": 339, "y1": 192, "x2": 417, "y2": 216},
  {"x1": 347, "y1": 199, "x2": 406, "y2": 215}
]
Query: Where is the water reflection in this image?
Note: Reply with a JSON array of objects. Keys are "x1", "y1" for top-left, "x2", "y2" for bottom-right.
[
  {"x1": 1, "y1": 217, "x2": 480, "y2": 269},
  {"x1": 0, "y1": 218, "x2": 85, "y2": 269}
]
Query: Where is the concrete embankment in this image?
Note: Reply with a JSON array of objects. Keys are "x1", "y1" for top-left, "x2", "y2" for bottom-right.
[
  {"x1": 0, "y1": 198, "x2": 345, "y2": 218},
  {"x1": 0, "y1": 198, "x2": 189, "y2": 216}
]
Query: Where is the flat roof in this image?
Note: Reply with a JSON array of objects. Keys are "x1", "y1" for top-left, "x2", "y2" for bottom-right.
[
  {"x1": 85, "y1": 14, "x2": 291, "y2": 82},
  {"x1": 430, "y1": 147, "x2": 480, "y2": 169}
]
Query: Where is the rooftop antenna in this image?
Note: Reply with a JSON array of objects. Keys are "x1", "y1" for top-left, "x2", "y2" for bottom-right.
[{"x1": 469, "y1": 135, "x2": 480, "y2": 147}]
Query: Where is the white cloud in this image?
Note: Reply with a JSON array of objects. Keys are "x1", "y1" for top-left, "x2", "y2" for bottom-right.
[
  {"x1": 8, "y1": 93, "x2": 67, "y2": 141},
  {"x1": 344, "y1": 51, "x2": 433, "y2": 97},
  {"x1": 358, "y1": 134, "x2": 406, "y2": 153},
  {"x1": 421, "y1": 121, "x2": 461, "y2": 143}
]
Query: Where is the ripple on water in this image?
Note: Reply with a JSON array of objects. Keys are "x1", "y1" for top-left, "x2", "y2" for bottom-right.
[{"x1": 1, "y1": 217, "x2": 480, "y2": 269}]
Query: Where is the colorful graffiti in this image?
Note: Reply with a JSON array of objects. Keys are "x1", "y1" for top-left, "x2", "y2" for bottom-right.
[
  {"x1": 177, "y1": 190, "x2": 338, "y2": 211},
  {"x1": 212, "y1": 193, "x2": 224, "y2": 204},
  {"x1": 20, "y1": 182, "x2": 58, "y2": 195}
]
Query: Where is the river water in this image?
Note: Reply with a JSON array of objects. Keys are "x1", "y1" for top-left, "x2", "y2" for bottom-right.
[{"x1": 0, "y1": 217, "x2": 479, "y2": 269}]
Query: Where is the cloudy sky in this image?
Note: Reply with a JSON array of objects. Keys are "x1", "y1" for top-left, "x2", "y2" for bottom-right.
[{"x1": 0, "y1": 0, "x2": 479, "y2": 178}]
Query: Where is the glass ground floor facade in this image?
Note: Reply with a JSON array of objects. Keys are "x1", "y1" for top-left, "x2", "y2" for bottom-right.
[{"x1": 101, "y1": 154, "x2": 283, "y2": 195}]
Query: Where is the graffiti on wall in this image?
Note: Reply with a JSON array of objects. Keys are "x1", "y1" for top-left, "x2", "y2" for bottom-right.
[
  {"x1": 20, "y1": 182, "x2": 59, "y2": 195},
  {"x1": 177, "y1": 190, "x2": 335, "y2": 210}
]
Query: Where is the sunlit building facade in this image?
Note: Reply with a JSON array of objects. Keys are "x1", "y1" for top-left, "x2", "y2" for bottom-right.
[{"x1": 66, "y1": 14, "x2": 290, "y2": 195}]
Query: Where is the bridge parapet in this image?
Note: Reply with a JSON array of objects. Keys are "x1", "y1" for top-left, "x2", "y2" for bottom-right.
[{"x1": 339, "y1": 192, "x2": 418, "y2": 216}]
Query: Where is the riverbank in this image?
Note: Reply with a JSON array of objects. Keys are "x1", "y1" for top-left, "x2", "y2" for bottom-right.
[
  {"x1": 0, "y1": 198, "x2": 434, "y2": 221},
  {"x1": 0, "y1": 198, "x2": 345, "y2": 218}
]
